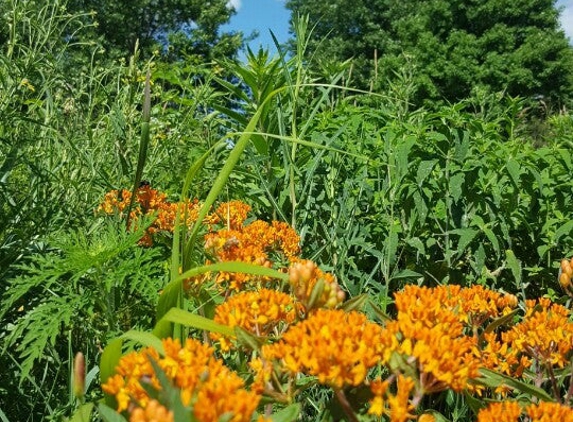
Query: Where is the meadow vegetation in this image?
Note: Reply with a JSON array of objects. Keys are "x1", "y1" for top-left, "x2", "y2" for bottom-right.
[{"x1": 3, "y1": 1, "x2": 573, "y2": 421}]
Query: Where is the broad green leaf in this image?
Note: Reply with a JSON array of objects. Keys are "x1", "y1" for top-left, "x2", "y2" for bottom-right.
[
  {"x1": 555, "y1": 220, "x2": 573, "y2": 242},
  {"x1": 100, "y1": 338, "x2": 123, "y2": 387},
  {"x1": 121, "y1": 331, "x2": 164, "y2": 355},
  {"x1": 98, "y1": 403, "x2": 127, "y2": 422},
  {"x1": 270, "y1": 403, "x2": 301, "y2": 422},
  {"x1": 69, "y1": 403, "x2": 94, "y2": 422},
  {"x1": 451, "y1": 228, "x2": 478, "y2": 254},
  {"x1": 416, "y1": 160, "x2": 438, "y2": 186},
  {"x1": 449, "y1": 172, "x2": 465, "y2": 203}
]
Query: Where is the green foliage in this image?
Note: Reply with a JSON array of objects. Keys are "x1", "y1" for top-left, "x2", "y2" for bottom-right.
[
  {"x1": 64, "y1": 0, "x2": 243, "y2": 61},
  {"x1": 0, "y1": 221, "x2": 166, "y2": 417},
  {"x1": 285, "y1": 1, "x2": 573, "y2": 105}
]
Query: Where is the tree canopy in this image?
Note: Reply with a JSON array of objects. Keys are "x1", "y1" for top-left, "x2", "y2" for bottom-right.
[
  {"x1": 65, "y1": 0, "x2": 243, "y2": 61},
  {"x1": 286, "y1": 0, "x2": 573, "y2": 105}
]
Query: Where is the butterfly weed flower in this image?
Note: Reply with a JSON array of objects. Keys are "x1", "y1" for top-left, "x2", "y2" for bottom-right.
[
  {"x1": 477, "y1": 401, "x2": 573, "y2": 422},
  {"x1": 130, "y1": 399, "x2": 174, "y2": 422},
  {"x1": 210, "y1": 289, "x2": 298, "y2": 351},
  {"x1": 102, "y1": 338, "x2": 262, "y2": 421},
  {"x1": 205, "y1": 200, "x2": 252, "y2": 230},
  {"x1": 261, "y1": 309, "x2": 385, "y2": 389}
]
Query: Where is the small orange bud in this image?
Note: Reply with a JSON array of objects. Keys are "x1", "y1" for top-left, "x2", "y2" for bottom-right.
[
  {"x1": 73, "y1": 352, "x2": 85, "y2": 398},
  {"x1": 561, "y1": 259, "x2": 570, "y2": 271},
  {"x1": 560, "y1": 272, "x2": 571, "y2": 288}
]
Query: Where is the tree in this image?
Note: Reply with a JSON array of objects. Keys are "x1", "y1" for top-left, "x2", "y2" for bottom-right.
[
  {"x1": 65, "y1": 0, "x2": 243, "y2": 61},
  {"x1": 286, "y1": 0, "x2": 573, "y2": 105}
]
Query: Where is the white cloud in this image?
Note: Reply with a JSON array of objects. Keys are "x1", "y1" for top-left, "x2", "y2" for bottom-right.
[{"x1": 227, "y1": 0, "x2": 242, "y2": 11}]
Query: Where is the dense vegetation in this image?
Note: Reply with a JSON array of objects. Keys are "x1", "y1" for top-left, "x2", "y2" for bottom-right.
[{"x1": 3, "y1": 1, "x2": 573, "y2": 421}]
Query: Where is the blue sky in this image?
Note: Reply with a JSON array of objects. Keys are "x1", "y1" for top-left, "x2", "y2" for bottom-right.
[{"x1": 225, "y1": 0, "x2": 573, "y2": 56}]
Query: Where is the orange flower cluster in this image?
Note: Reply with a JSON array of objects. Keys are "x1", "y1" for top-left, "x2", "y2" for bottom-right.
[
  {"x1": 477, "y1": 401, "x2": 573, "y2": 422},
  {"x1": 287, "y1": 259, "x2": 346, "y2": 310},
  {"x1": 503, "y1": 298, "x2": 573, "y2": 367},
  {"x1": 102, "y1": 338, "x2": 261, "y2": 421},
  {"x1": 261, "y1": 309, "x2": 385, "y2": 389},
  {"x1": 203, "y1": 208, "x2": 300, "y2": 289},
  {"x1": 387, "y1": 285, "x2": 484, "y2": 393},
  {"x1": 210, "y1": 288, "x2": 298, "y2": 351},
  {"x1": 98, "y1": 184, "x2": 201, "y2": 246}
]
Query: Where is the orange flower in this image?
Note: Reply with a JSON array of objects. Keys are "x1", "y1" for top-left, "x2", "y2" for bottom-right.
[
  {"x1": 477, "y1": 401, "x2": 521, "y2": 422},
  {"x1": 205, "y1": 200, "x2": 251, "y2": 230},
  {"x1": 387, "y1": 286, "x2": 481, "y2": 393},
  {"x1": 526, "y1": 401, "x2": 573, "y2": 421},
  {"x1": 130, "y1": 400, "x2": 174, "y2": 422},
  {"x1": 502, "y1": 298, "x2": 573, "y2": 368},
  {"x1": 368, "y1": 375, "x2": 416, "y2": 422},
  {"x1": 211, "y1": 289, "x2": 298, "y2": 351},
  {"x1": 261, "y1": 309, "x2": 385, "y2": 389},
  {"x1": 102, "y1": 338, "x2": 261, "y2": 421}
]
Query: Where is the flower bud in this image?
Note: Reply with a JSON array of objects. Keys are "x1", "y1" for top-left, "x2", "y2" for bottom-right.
[{"x1": 73, "y1": 352, "x2": 85, "y2": 398}]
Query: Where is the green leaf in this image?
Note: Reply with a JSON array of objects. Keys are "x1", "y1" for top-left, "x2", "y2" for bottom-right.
[
  {"x1": 234, "y1": 326, "x2": 265, "y2": 351},
  {"x1": 100, "y1": 338, "x2": 123, "y2": 407},
  {"x1": 481, "y1": 309, "x2": 519, "y2": 338},
  {"x1": 475, "y1": 368, "x2": 554, "y2": 402},
  {"x1": 154, "y1": 308, "x2": 234, "y2": 337},
  {"x1": 98, "y1": 403, "x2": 127, "y2": 422},
  {"x1": 416, "y1": 160, "x2": 438, "y2": 186},
  {"x1": 505, "y1": 250, "x2": 521, "y2": 285},
  {"x1": 390, "y1": 269, "x2": 423, "y2": 281},
  {"x1": 449, "y1": 172, "x2": 465, "y2": 203},
  {"x1": 270, "y1": 403, "x2": 301, "y2": 422},
  {"x1": 307, "y1": 277, "x2": 325, "y2": 310},
  {"x1": 69, "y1": 403, "x2": 94, "y2": 422},
  {"x1": 555, "y1": 220, "x2": 573, "y2": 242},
  {"x1": 121, "y1": 331, "x2": 164, "y2": 355},
  {"x1": 506, "y1": 159, "x2": 521, "y2": 188},
  {"x1": 452, "y1": 228, "x2": 478, "y2": 254},
  {"x1": 340, "y1": 294, "x2": 368, "y2": 312}
]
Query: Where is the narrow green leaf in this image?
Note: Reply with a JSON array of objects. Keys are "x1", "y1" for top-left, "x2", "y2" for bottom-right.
[
  {"x1": 390, "y1": 269, "x2": 423, "y2": 281},
  {"x1": 449, "y1": 172, "x2": 465, "y2": 203},
  {"x1": 555, "y1": 220, "x2": 573, "y2": 242},
  {"x1": 452, "y1": 228, "x2": 478, "y2": 254},
  {"x1": 340, "y1": 294, "x2": 368, "y2": 312},
  {"x1": 506, "y1": 159, "x2": 521, "y2": 188},
  {"x1": 100, "y1": 338, "x2": 123, "y2": 408},
  {"x1": 475, "y1": 368, "x2": 554, "y2": 402},
  {"x1": 307, "y1": 278, "x2": 325, "y2": 310},
  {"x1": 155, "y1": 308, "x2": 234, "y2": 337},
  {"x1": 505, "y1": 250, "x2": 522, "y2": 285},
  {"x1": 481, "y1": 309, "x2": 519, "y2": 339}
]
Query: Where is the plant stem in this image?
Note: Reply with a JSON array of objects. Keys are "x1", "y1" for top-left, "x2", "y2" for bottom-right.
[{"x1": 334, "y1": 389, "x2": 359, "y2": 422}]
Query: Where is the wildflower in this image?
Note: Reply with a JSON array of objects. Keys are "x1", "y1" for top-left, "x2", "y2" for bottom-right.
[
  {"x1": 502, "y1": 298, "x2": 573, "y2": 368},
  {"x1": 205, "y1": 200, "x2": 251, "y2": 230},
  {"x1": 211, "y1": 289, "x2": 298, "y2": 351},
  {"x1": 477, "y1": 401, "x2": 521, "y2": 422},
  {"x1": 102, "y1": 338, "x2": 261, "y2": 421},
  {"x1": 388, "y1": 286, "x2": 482, "y2": 393},
  {"x1": 261, "y1": 309, "x2": 385, "y2": 389},
  {"x1": 130, "y1": 400, "x2": 174, "y2": 422},
  {"x1": 526, "y1": 401, "x2": 573, "y2": 421}
]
